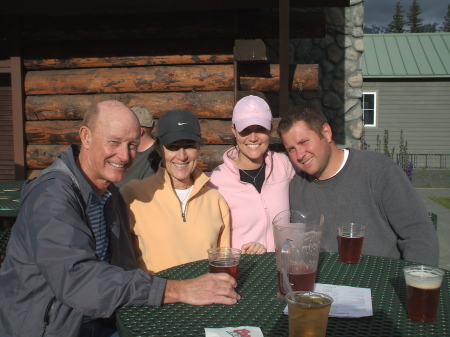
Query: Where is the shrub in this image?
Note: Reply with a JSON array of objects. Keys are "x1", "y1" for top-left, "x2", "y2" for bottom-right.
[{"x1": 366, "y1": 128, "x2": 413, "y2": 182}]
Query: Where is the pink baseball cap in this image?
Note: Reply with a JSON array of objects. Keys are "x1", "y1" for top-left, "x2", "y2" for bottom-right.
[{"x1": 232, "y1": 95, "x2": 272, "y2": 132}]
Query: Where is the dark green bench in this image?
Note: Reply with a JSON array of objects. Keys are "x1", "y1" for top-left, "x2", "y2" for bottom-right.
[{"x1": 429, "y1": 212, "x2": 438, "y2": 230}]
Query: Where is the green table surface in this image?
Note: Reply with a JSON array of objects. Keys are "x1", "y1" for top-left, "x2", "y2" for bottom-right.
[
  {"x1": 0, "y1": 181, "x2": 24, "y2": 217},
  {"x1": 117, "y1": 252, "x2": 450, "y2": 337},
  {"x1": 0, "y1": 228, "x2": 11, "y2": 267}
]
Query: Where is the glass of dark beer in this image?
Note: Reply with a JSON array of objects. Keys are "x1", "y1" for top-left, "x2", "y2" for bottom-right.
[
  {"x1": 404, "y1": 265, "x2": 445, "y2": 323},
  {"x1": 207, "y1": 247, "x2": 241, "y2": 280},
  {"x1": 338, "y1": 223, "x2": 366, "y2": 264}
]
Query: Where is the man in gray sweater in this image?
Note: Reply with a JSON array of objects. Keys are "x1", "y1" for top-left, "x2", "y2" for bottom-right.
[{"x1": 278, "y1": 105, "x2": 439, "y2": 266}]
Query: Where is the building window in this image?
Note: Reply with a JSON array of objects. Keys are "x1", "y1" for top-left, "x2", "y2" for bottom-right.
[{"x1": 361, "y1": 92, "x2": 377, "y2": 127}]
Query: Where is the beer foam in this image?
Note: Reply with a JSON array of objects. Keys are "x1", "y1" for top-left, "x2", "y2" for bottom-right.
[
  {"x1": 405, "y1": 271, "x2": 443, "y2": 289},
  {"x1": 339, "y1": 233, "x2": 364, "y2": 238},
  {"x1": 406, "y1": 280, "x2": 441, "y2": 289}
]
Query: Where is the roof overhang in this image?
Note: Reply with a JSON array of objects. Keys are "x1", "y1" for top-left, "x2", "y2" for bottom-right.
[{"x1": 2, "y1": 0, "x2": 350, "y2": 16}]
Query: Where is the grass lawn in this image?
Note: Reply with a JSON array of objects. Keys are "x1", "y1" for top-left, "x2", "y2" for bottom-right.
[{"x1": 429, "y1": 197, "x2": 450, "y2": 210}]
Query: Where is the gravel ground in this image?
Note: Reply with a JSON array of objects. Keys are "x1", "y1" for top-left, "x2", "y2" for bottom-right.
[{"x1": 412, "y1": 170, "x2": 450, "y2": 189}]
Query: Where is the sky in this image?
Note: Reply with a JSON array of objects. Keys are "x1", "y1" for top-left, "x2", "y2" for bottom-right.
[{"x1": 364, "y1": 0, "x2": 449, "y2": 28}]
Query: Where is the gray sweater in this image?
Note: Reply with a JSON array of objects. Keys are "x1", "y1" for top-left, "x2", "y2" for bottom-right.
[{"x1": 289, "y1": 148, "x2": 439, "y2": 266}]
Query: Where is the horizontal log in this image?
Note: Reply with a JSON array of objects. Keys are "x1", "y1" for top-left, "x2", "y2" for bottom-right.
[
  {"x1": 25, "y1": 65, "x2": 234, "y2": 95},
  {"x1": 26, "y1": 121, "x2": 81, "y2": 144},
  {"x1": 20, "y1": 11, "x2": 325, "y2": 42},
  {"x1": 25, "y1": 91, "x2": 278, "y2": 121},
  {"x1": 27, "y1": 143, "x2": 286, "y2": 172},
  {"x1": 240, "y1": 64, "x2": 318, "y2": 91},
  {"x1": 25, "y1": 92, "x2": 236, "y2": 120},
  {"x1": 26, "y1": 145, "x2": 230, "y2": 171},
  {"x1": 24, "y1": 55, "x2": 234, "y2": 70},
  {"x1": 25, "y1": 119, "x2": 282, "y2": 145},
  {"x1": 25, "y1": 64, "x2": 318, "y2": 95}
]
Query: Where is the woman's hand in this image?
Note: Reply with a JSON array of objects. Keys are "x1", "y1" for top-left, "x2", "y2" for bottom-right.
[{"x1": 241, "y1": 242, "x2": 267, "y2": 254}]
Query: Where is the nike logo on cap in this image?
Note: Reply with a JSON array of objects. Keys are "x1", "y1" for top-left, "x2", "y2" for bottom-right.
[{"x1": 178, "y1": 122, "x2": 188, "y2": 125}]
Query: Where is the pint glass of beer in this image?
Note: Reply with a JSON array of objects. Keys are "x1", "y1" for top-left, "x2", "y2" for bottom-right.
[
  {"x1": 207, "y1": 247, "x2": 241, "y2": 280},
  {"x1": 403, "y1": 265, "x2": 445, "y2": 323},
  {"x1": 286, "y1": 291, "x2": 333, "y2": 337},
  {"x1": 338, "y1": 223, "x2": 366, "y2": 264}
]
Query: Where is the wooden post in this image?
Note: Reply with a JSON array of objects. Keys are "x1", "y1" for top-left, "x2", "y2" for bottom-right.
[
  {"x1": 279, "y1": 0, "x2": 290, "y2": 118},
  {"x1": 7, "y1": 17, "x2": 26, "y2": 180}
]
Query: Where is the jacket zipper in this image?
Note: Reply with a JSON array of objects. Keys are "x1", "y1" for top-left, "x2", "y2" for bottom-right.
[
  {"x1": 41, "y1": 296, "x2": 56, "y2": 336},
  {"x1": 180, "y1": 188, "x2": 193, "y2": 222},
  {"x1": 181, "y1": 202, "x2": 188, "y2": 222}
]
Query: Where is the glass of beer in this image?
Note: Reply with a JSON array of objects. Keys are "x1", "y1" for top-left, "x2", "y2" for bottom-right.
[
  {"x1": 286, "y1": 291, "x2": 333, "y2": 337},
  {"x1": 207, "y1": 247, "x2": 241, "y2": 280},
  {"x1": 338, "y1": 223, "x2": 366, "y2": 264},
  {"x1": 404, "y1": 265, "x2": 445, "y2": 323}
]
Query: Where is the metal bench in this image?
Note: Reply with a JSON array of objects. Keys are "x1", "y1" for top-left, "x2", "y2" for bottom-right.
[{"x1": 429, "y1": 212, "x2": 438, "y2": 230}]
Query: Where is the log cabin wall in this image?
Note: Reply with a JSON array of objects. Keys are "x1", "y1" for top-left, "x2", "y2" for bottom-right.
[
  {"x1": 21, "y1": 8, "x2": 326, "y2": 178},
  {"x1": 1, "y1": 1, "x2": 357, "y2": 179}
]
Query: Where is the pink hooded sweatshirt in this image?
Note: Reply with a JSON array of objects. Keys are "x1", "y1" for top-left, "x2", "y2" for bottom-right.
[{"x1": 208, "y1": 147, "x2": 295, "y2": 252}]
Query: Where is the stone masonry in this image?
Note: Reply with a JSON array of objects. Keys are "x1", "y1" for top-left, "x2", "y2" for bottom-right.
[{"x1": 290, "y1": 0, "x2": 364, "y2": 148}]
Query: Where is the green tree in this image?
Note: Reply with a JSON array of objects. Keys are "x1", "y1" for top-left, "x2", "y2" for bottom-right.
[
  {"x1": 406, "y1": 0, "x2": 425, "y2": 33},
  {"x1": 443, "y1": 4, "x2": 450, "y2": 32},
  {"x1": 388, "y1": 1, "x2": 405, "y2": 33},
  {"x1": 427, "y1": 24, "x2": 437, "y2": 33}
]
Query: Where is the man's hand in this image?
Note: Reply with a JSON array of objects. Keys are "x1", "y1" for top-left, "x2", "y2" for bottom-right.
[
  {"x1": 163, "y1": 273, "x2": 240, "y2": 305},
  {"x1": 241, "y1": 242, "x2": 267, "y2": 254}
]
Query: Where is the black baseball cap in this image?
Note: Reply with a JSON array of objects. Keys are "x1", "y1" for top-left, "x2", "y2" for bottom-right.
[{"x1": 156, "y1": 110, "x2": 202, "y2": 146}]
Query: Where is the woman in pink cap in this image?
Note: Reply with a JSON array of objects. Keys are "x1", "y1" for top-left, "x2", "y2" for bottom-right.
[{"x1": 209, "y1": 95, "x2": 295, "y2": 252}]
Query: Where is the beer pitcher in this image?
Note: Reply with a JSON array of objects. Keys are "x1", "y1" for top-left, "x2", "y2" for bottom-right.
[{"x1": 273, "y1": 210, "x2": 324, "y2": 298}]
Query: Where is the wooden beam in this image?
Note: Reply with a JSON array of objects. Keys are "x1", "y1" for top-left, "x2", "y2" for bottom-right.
[
  {"x1": 23, "y1": 55, "x2": 234, "y2": 70},
  {"x1": 19, "y1": 11, "x2": 325, "y2": 41},
  {"x1": 279, "y1": 0, "x2": 290, "y2": 117},
  {"x1": 22, "y1": 38, "x2": 236, "y2": 62},
  {"x1": 27, "y1": 144, "x2": 232, "y2": 174},
  {"x1": 2, "y1": 1, "x2": 349, "y2": 16},
  {"x1": 26, "y1": 144, "x2": 233, "y2": 171},
  {"x1": 25, "y1": 92, "x2": 236, "y2": 120},
  {"x1": 26, "y1": 143, "x2": 286, "y2": 173},
  {"x1": 240, "y1": 64, "x2": 319, "y2": 92},
  {"x1": 25, "y1": 119, "x2": 282, "y2": 145},
  {"x1": 24, "y1": 64, "x2": 318, "y2": 95}
]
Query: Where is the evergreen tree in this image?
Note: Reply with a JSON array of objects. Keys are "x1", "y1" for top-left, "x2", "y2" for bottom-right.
[
  {"x1": 388, "y1": 1, "x2": 405, "y2": 33},
  {"x1": 426, "y1": 23, "x2": 437, "y2": 33},
  {"x1": 406, "y1": 0, "x2": 425, "y2": 33},
  {"x1": 444, "y1": 4, "x2": 450, "y2": 32}
]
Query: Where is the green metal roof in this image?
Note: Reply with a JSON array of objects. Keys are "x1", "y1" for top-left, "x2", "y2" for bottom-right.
[{"x1": 362, "y1": 33, "x2": 450, "y2": 78}]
